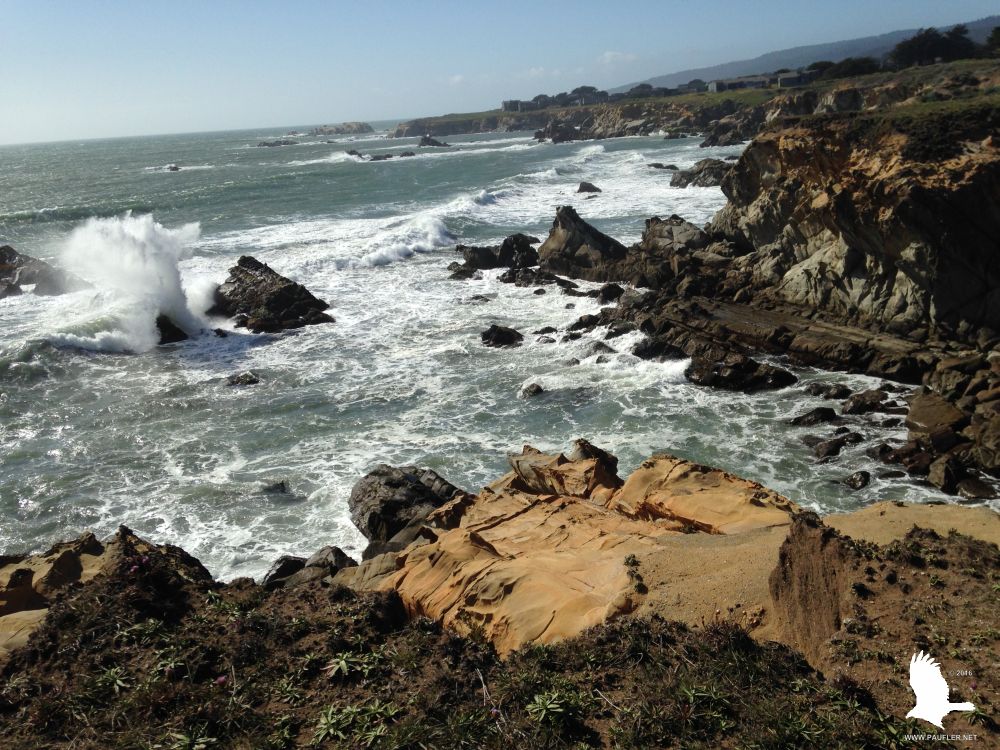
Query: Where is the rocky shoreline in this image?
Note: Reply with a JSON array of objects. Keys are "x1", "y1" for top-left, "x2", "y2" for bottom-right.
[{"x1": 2, "y1": 61, "x2": 1000, "y2": 748}]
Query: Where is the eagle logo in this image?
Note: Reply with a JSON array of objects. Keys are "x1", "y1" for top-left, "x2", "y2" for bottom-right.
[{"x1": 906, "y1": 651, "x2": 975, "y2": 729}]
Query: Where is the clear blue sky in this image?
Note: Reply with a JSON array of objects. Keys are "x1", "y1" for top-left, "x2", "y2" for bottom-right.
[{"x1": 1, "y1": 0, "x2": 997, "y2": 144}]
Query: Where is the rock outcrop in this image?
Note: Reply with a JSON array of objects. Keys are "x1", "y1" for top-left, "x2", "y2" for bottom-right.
[
  {"x1": 208, "y1": 256, "x2": 334, "y2": 333},
  {"x1": 309, "y1": 122, "x2": 374, "y2": 136},
  {"x1": 670, "y1": 158, "x2": 731, "y2": 188},
  {"x1": 0, "y1": 245, "x2": 89, "y2": 296},
  {"x1": 447, "y1": 233, "x2": 540, "y2": 278},
  {"x1": 418, "y1": 135, "x2": 450, "y2": 148}
]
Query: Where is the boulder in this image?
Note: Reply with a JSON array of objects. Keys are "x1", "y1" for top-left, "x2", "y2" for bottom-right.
[
  {"x1": 648, "y1": 163, "x2": 679, "y2": 170},
  {"x1": 538, "y1": 206, "x2": 629, "y2": 277},
  {"x1": 349, "y1": 464, "x2": 465, "y2": 544},
  {"x1": 208, "y1": 256, "x2": 334, "y2": 333},
  {"x1": 226, "y1": 371, "x2": 260, "y2": 386},
  {"x1": 805, "y1": 382, "x2": 853, "y2": 400},
  {"x1": 481, "y1": 324, "x2": 524, "y2": 348},
  {"x1": 0, "y1": 282, "x2": 21, "y2": 299},
  {"x1": 280, "y1": 546, "x2": 357, "y2": 588},
  {"x1": 577, "y1": 181, "x2": 601, "y2": 193},
  {"x1": 685, "y1": 352, "x2": 797, "y2": 393},
  {"x1": 842, "y1": 471, "x2": 871, "y2": 490},
  {"x1": 521, "y1": 383, "x2": 544, "y2": 398},
  {"x1": 670, "y1": 159, "x2": 730, "y2": 188},
  {"x1": 905, "y1": 391, "x2": 968, "y2": 435},
  {"x1": 261, "y1": 555, "x2": 306, "y2": 590},
  {"x1": 790, "y1": 407, "x2": 841, "y2": 426},
  {"x1": 841, "y1": 389, "x2": 889, "y2": 415},
  {"x1": 597, "y1": 283, "x2": 624, "y2": 304},
  {"x1": 155, "y1": 315, "x2": 189, "y2": 345},
  {"x1": 928, "y1": 456, "x2": 962, "y2": 494}
]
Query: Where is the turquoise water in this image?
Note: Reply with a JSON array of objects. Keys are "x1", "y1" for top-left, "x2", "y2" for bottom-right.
[{"x1": 0, "y1": 125, "x2": 957, "y2": 579}]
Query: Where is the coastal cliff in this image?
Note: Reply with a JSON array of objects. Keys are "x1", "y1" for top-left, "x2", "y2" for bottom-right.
[{"x1": 2, "y1": 449, "x2": 996, "y2": 748}]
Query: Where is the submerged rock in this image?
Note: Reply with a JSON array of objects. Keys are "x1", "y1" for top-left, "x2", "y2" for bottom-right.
[
  {"x1": 208, "y1": 255, "x2": 334, "y2": 333},
  {"x1": 418, "y1": 135, "x2": 450, "y2": 148},
  {"x1": 155, "y1": 314, "x2": 189, "y2": 345},
  {"x1": 685, "y1": 352, "x2": 797, "y2": 393},
  {"x1": 227, "y1": 371, "x2": 261, "y2": 386}
]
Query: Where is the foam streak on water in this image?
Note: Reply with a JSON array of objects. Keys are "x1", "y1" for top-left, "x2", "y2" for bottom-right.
[{"x1": 0, "y1": 127, "x2": 981, "y2": 580}]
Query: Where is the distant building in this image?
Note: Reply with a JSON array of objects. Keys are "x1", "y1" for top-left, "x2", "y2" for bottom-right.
[
  {"x1": 777, "y1": 70, "x2": 818, "y2": 88},
  {"x1": 501, "y1": 100, "x2": 538, "y2": 113},
  {"x1": 708, "y1": 76, "x2": 770, "y2": 92}
]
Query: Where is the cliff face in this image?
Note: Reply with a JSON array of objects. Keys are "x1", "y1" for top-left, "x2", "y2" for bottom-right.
[{"x1": 711, "y1": 102, "x2": 1000, "y2": 343}]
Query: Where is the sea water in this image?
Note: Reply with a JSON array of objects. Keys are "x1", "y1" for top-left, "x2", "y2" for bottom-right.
[{"x1": 0, "y1": 125, "x2": 970, "y2": 579}]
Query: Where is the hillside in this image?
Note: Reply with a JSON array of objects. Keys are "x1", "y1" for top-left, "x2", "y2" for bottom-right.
[{"x1": 610, "y1": 14, "x2": 1000, "y2": 92}]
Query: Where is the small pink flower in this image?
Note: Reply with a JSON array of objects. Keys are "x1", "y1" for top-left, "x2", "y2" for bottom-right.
[{"x1": 215, "y1": 675, "x2": 228, "y2": 687}]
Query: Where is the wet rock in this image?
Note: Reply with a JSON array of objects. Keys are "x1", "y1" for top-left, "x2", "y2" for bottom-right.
[
  {"x1": 631, "y1": 336, "x2": 687, "y2": 361},
  {"x1": 957, "y1": 477, "x2": 997, "y2": 501},
  {"x1": 866, "y1": 443, "x2": 893, "y2": 461},
  {"x1": 805, "y1": 382, "x2": 853, "y2": 400},
  {"x1": 843, "y1": 471, "x2": 871, "y2": 490},
  {"x1": 227, "y1": 371, "x2": 260, "y2": 386},
  {"x1": 521, "y1": 383, "x2": 544, "y2": 398},
  {"x1": 398, "y1": 151, "x2": 416, "y2": 158},
  {"x1": 0, "y1": 245, "x2": 89, "y2": 296},
  {"x1": 418, "y1": 135, "x2": 450, "y2": 147},
  {"x1": 842, "y1": 389, "x2": 889, "y2": 415},
  {"x1": 208, "y1": 256, "x2": 334, "y2": 333},
  {"x1": 905, "y1": 391, "x2": 968, "y2": 436},
  {"x1": 814, "y1": 436, "x2": 849, "y2": 459},
  {"x1": 256, "y1": 139, "x2": 296, "y2": 147},
  {"x1": 790, "y1": 407, "x2": 841, "y2": 426},
  {"x1": 156, "y1": 315, "x2": 189, "y2": 345},
  {"x1": 648, "y1": 163, "x2": 678, "y2": 170},
  {"x1": 537, "y1": 336, "x2": 555, "y2": 344},
  {"x1": 534, "y1": 326, "x2": 557, "y2": 335},
  {"x1": 369, "y1": 154, "x2": 393, "y2": 161},
  {"x1": 481, "y1": 324, "x2": 523, "y2": 348},
  {"x1": 685, "y1": 352, "x2": 797, "y2": 393},
  {"x1": 0, "y1": 282, "x2": 22, "y2": 299},
  {"x1": 577, "y1": 181, "x2": 601, "y2": 193},
  {"x1": 597, "y1": 283, "x2": 624, "y2": 304},
  {"x1": 878, "y1": 470, "x2": 907, "y2": 479},
  {"x1": 670, "y1": 159, "x2": 730, "y2": 188}
]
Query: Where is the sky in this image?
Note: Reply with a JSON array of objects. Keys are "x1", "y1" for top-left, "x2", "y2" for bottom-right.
[{"x1": 1, "y1": 0, "x2": 998, "y2": 145}]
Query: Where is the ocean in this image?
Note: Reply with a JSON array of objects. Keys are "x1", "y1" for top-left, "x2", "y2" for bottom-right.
[{"x1": 0, "y1": 124, "x2": 956, "y2": 580}]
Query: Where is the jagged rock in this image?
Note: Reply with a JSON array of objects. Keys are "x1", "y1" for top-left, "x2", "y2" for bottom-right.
[
  {"x1": 0, "y1": 245, "x2": 89, "y2": 296},
  {"x1": 957, "y1": 477, "x2": 997, "y2": 501},
  {"x1": 418, "y1": 135, "x2": 450, "y2": 147},
  {"x1": 481, "y1": 324, "x2": 523, "y2": 348},
  {"x1": 534, "y1": 121, "x2": 581, "y2": 143},
  {"x1": 632, "y1": 336, "x2": 687, "y2": 361},
  {"x1": 843, "y1": 471, "x2": 871, "y2": 490},
  {"x1": 670, "y1": 159, "x2": 730, "y2": 188},
  {"x1": 208, "y1": 256, "x2": 334, "y2": 333},
  {"x1": 597, "y1": 283, "x2": 624, "y2": 304},
  {"x1": 226, "y1": 371, "x2": 260, "y2": 386},
  {"x1": 814, "y1": 436, "x2": 849, "y2": 459},
  {"x1": 521, "y1": 383, "x2": 544, "y2": 398},
  {"x1": 280, "y1": 546, "x2": 357, "y2": 588},
  {"x1": 370, "y1": 154, "x2": 393, "y2": 161},
  {"x1": 310, "y1": 122, "x2": 374, "y2": 136},
  {"x1": 648, "y1": 163, "x2": 678, "y2": 170},
  {"x1": 0, "y1": 282, "x2": 22, "y2": 299},
  {"x1": 256, "y1": 139, "x2": 296, "y2": 147},
  {"x1": 261, "y1": 556, "x2": 305, "y2": 590},
  {"x1": 805, "y1": 382, "x2": 853, "y2": 399},
  {"x1": 155, "y1": 315, "x2": 189, "y2": 345},
  {"x1": 841, "y1": 389, "x2": 889, "y2": 415},
  {"x1": 685, "y1": 352, "x2": 797, "y2": 393},
  {"x1": 349, "y1": 465, "x2": 465, "y2": 545},
  {"x1": 928, "y1": 456, "x2": 963, "y2": 494},
  {"x1": 398, "y1": 151, "x2": 416, "y2": 158},
  {"x1": 577, "y1": 181, "x2": 601, "y2": 193},
  {"x1": 905, "y1": 391, "x2": 968, "y2": 435},
  {"x1": 790, "y1": 407, "x2": 841, "y2": 426}
]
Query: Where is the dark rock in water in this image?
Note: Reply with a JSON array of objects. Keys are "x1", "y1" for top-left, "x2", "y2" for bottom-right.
[
  {"x1": 346, "y1": 149, "x2": 363, "y2": 157},
  {"x1": 208, "y1": 255, "x2": 334, "y2": 333},
  {"x1": 866, "y1": 443, "x2": 893, "y2": 461},
  {"x1": 481, "y1": 324, "x2": 523, "y2": 348},
  {"x1": 597, "y1": 283, "x2": 624, "y2": 304},
  {"x1": 577, "y1": 181, "x2": 601, "y2": 193},
  {"x1": 881, "y1": 417, "x2": 902, "y2": 428},
  {"x1": 499, "y1": 233, "x2": 540, "y2": 269},
  {"x1": 843, "y1": 471, "x2": 871, "y2": 490},
  {"x1": 0, "y1": 282, "x2": 22, "y2": 299},
  {"x1": 957, "y1": 477, "x2": 997, "y2": 501},
  {"x1": 533, "y1": 288, "x2": 546, "y2": 295},
  {"x1": 262, "y1": 479, "x2": 289, "y2": 494},
  {"x1": 878, "y1": 470, "x2": 906, "y2": 479},
  {"x1": 398, "y1": 151, "x2": 416, "y2": 157},
  {"x1": 670, "y1": 159, "x2": 730, "y2": 188},
  {"x1": 724, "y1": 155, "x2": 739, "y2": 161},
  {"x1": 465, "y1": 294, "x2": 493, "y2": 304},
  {"x1": 805, "y1": 382, "x2": 853, "y2": 400},
  {"x1": 418, "y1": 135, "x2": 450, "y2": 147},
  {"x1": 537, "y1": 206, "x2": 629, "y2": 277},
  {"x1": 903, "y1": 451, "x2": 934, "y2": 476},
  {"x1": 537, "y1": 336, "x2": 555, "y2": 344},
  {"x1": 814, "y1": 436, "x2": 849, "y2": 459},
  {"x1": 261, "y1": 555, "x2": 306, "y2": 591},
  {"x1": 450, "y1": 234, "x2": 539, "y2": 278},
  {"x1": 460, "y1": 245, "x2": 505, "y2": 270},
  {"x1": 369, "y1": 154, "x2": 393, "y2": 161},
  {"x1": 605, "y1": 322, "x2": 635, "y2": 339},
  {"x1": 448, "y1": 263, "x2": 482, "y2": 281},
  {"x1": 841, "y1": 389, "x2": 889, "y2": 415},
  {"x1": 256, "y1": 139, "x2": 296, "y2": 147},
  {"x1": 521, "y1": 383, "x2": 544, "y2": 398},
  {"x1": 156, "y1": 315, "x2": 189, "y2": 345},
  {"x1": 632, "y1": 335, "x2": 687, "y2": 362},
  {"x1": 213, "y1": 328, "x2": 229, "y2": 338},
  {"x1": 800, "y1": 435, "x2": 824, "y2": 448},
  {"x1": 586, "y1": 341, "x2": 615, "y2": 356},
  {"x1": 534, "y1": 121, "x2": 581, "y2": 144},
  {"x1": 648, "y1": 163, "x2": 679, "y2": 170},
  {"x1": 534, "y1": 326, "x2": 557, "y2": 335},
  {"x1": 685, "y1": 352, "x2": 797, "y2": 393},
  {"x1": 790, "y1": 407, "x2": 841, "y2": 426},
  {"x1": 568, "y1": 314, "x2": 601, "y2": 332},
  {"x1": 349, "y1": 464, "x2": 465, "y2": 544},
  {"x1": 166, "y1": 164, "x2": 181, "y2": 172},
  {"x1": 227, "y1": 371, "x2": 260, "y2": 386},
  {"x1": 0, "y1": 244, "x2": 89, "y2": 296}
]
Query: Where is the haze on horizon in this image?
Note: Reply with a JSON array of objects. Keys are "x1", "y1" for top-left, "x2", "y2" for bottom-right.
[{"x1": 2, "y1": 0, "x2": 998, "y2": 146}]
